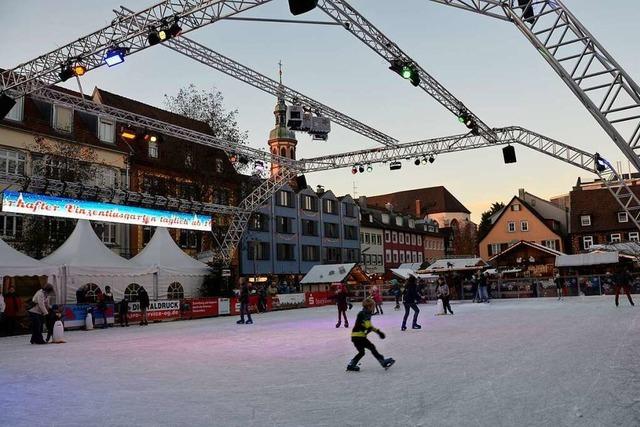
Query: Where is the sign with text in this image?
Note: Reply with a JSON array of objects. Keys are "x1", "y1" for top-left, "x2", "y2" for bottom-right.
[
  {"x1": 182, "y1": 298, "x2": 219, "y2": 319},
  {"x1": 128, "y1": 300, "x2": 180, "y2": 322},
  {"x1": 1, "y1": 191, "x2": 212, "y2": 231}
]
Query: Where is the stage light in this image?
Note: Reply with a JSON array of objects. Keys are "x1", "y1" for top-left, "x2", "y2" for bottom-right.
[
  {"x1": 144, "y1": 134, "x2": 158, "y2": 143},
  {"x1": 358, "y1": 164, "x2": 365, "y2": 173},
  {"x1": 230, "y1": 153, "x2": 238, "y2": 163},
  {"x1": 389, "y1": 161, "x2": 402, "y2": 171},
  {"x1": 389, "y1": 59, "x2": 420, "y2": 87},
  {"x1": 594, "y1": 152, "x2": 608, "y2": 172},
  {"x1": 502, "y1": 145, "x2": 517, "y2": 164},
  {"x1": 148, "y1": 27, "x2": 166, "y2": 45},
  {"x1": 120, "y1": 128, "x2": 137, "y2": 140},
  {"x1": 351, "y1": 166, "x2": 357, "y2": 174},
  {"x1": 0, "y1": 93, "x2": 16, "y2": 120},
  {"x1": 73, "y1": 64, "x2": 86, "y2": 76},
  {"x1": 58, "y1": 65, "x2": 74, "y2": 81},
  {"x1": 414, "y1": 158, "x2": 421, "y2": 166},
  {"x1": 104, "y1": 47, "x2": 128, "y2": 67},
  {"x1": 421, "y1": 157, "x2": 428, "y2": 165},
  {"x1": 429, "y1": 156, "x2": 435, "y2": 163},
  {"x1": 289, "y1": 0, "x2": 318, "y2": 15},
  {"x1": 401, "y1": 66, "x2": 412, "y2": 79},
  {"x1": 366, "y1": 164, "x2": 373, "y2": 172},
  {"x1": 167, "y1": 19, "x2": 182, "y2": 38},
  {"x1": 58, "y1": 61, "x2": 86, "y2": 81}
]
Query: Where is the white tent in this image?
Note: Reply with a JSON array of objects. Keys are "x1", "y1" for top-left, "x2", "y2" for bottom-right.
[
  {"x1": 0, "y1": 238, "x2": 60, "y2": 299},
  {"x1": 555, "y1": 251, "x2": 619, "y2": 267},
  {"x1": 42, "y1": 220, "x2": 155, "y2": 303},
  {"x1": 420, "y1": 257, "x2": 487, "y2": 273},
  {"x1": 131, "y1": 227, "x2": 211, "y2": 299}
]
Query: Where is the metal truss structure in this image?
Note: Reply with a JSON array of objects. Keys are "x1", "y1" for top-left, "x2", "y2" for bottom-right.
[
  {"x1": 316, "y1": 0, "x2": 497, "y2": 142},
  {"x1": 110, "y1": 5, "x2": 397, "y2": 146},
  {"x1": 425, "y1": 0, "x2": 640, "y2": 172},
  {"x1": 0, "y1": 0, "x2": 276, "y2": 96},
  {"x1": 0, "y1": 172, "x2": 248, "y2": 216}
]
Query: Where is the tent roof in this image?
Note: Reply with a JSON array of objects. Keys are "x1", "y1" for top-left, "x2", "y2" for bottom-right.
[
  {"x1": 421, "y1": 257, "x2": 487, "y2": 272},
  {"x1": 0, "y1": 238, "x2": 58, "y2": 277},
  {"x1": 591, "y1": 242, "x2": 640, "y2": 257},
  {"x1": 398, "y1": 263, "x2": 423, "y2": 271},
  {"x1": 488, "y1": 240, "x2": 565, "y2": 262},
  {"x1": 301, "y1": 263, "x2": 356, "y2": 284},
  {"x1": 390, "y1": 268, "x2": 438, "y2": 280},
  {"x1": 131, "y1": 227, "x2": 211, "y2": 275},
  {"x1": 555, "y1": 251, "x2": 619, "y2": 267},
  {"x1": 43, "y1": 220, "x2": 152, "y2": 275}
]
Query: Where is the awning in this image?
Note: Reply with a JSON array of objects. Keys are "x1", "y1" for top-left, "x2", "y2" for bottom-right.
[{"x1": 555, "y1": 251, "x2": 619, "y2": 267}]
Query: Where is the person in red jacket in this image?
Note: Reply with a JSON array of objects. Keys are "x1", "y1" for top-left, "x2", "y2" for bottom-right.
[
  {"x1": 371, "y1": 285, "x2": 383, "y2": 315},
  {"x1": 2, "y1": 285, "x2": 22, "y2": 336}
]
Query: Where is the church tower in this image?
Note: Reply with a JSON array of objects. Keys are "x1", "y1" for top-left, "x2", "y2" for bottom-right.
[{"x1": 268, "y1": 63, "x2": 297, "y2": 178}]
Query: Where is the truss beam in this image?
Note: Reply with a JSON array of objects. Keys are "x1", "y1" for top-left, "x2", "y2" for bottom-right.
[{"x1": 0, "y1": 0, "x2": 275, "y2": 96}]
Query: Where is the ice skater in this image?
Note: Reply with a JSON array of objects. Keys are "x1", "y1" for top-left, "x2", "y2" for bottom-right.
[
  {"x1": 119, "y1": 296, "x2": 130, "y2": 327},
  {"x1": 334, "y1": 284, "x2": 349, "y2": 328},
  {"x1": 138, "y1": 287, "x2": 150, "y2": 326},
  {"x1": 28, "y1": 284, "x2": 54, "y2": 345},
  {"x1": 478, "y1": 271, "x2": 490, "y2": 303},
  {"x1": 553, "y1": 270, "x2": 564, "y2": 300},
  {"x1": 615, "y1": 266, "x2": 635, "y2": 307},
  {"x1": 436, "y1": 277, "x2": 454, "y2": 315},
  {"x1": 237, "y1": 278, "x2": 253, "y2": 324},
  {"x1": 401, "y1": 276, "x2": 421, "y2": 330},
  {"x1": 371, "y1": 285, "x2": 383, "y2": 315},
  {"x1": 346, "y1": 298, "x2": 394, "y2": 372},
  {"x1": 390, "y1": 279, "x2": 402, "y2": 310}
]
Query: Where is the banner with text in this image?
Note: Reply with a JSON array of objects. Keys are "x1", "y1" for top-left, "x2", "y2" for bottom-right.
[{"x1": 128, "y1": 300, "x2": 180, "y2": 322}]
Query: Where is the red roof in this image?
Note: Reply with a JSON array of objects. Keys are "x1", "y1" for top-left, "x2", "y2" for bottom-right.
[{"x1": 366, "y1": 186, "x2": 470, "y2": 216}]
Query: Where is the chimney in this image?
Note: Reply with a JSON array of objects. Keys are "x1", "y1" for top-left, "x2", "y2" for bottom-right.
[
  {"x1": 358, "y1": 195, "x2": 367, "y2": 208},
  {"x1": 415, "y1": 199, "x2": 421, "y2": 217},
  {"x1": 385, "y1": 202, "x2": 393, "y2": 212},
  {"x1": 518, "y1": 188, "x2": 525, "y2": 199},
  {"x1": 316, "y1": 185, "x2": 324, "y2": 195}
]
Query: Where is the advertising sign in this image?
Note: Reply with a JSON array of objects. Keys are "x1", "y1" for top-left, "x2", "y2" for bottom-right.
[
  {"x1": 305, "y1": 291, "x2": 332, "y2": 307},
  {"x1": 271, "y1": 293, "x2": 306, "y2": 310},
  {"x1": 218, "y1": 298, "x2": 230, "y2": 315},
  {"x1": 62, "y1": 304, "x2": 114, "y2": 329},
  {"x1": 127, "y1": 300, "x2": 181, "y2": 322},
  {"x1": 182, "y1": 298, "x2": 219, "y2": 319},
  {"x1": 1, "y1": 191, "x2": 211, "y2": 231}
]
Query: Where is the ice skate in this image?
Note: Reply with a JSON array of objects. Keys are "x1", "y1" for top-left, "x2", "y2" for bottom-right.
[
  {"x1": 346, "y1": 362, "x2": 360, "y2": 372},
  {"x1": 236, "y1": 319, "x2": 245, "y2": 324},
  {"x1": 245, "y1": 319, "x2": 253, "y2": 324},
  {"x1": 382, "y1": 358, "x2": 395, "y2": 369},
  {"x1": 401, "y1": 325, "x2": 407, "y2": 331},
  {"x1": 336, "y1": 322, "x2": 341, "y2": 328},
  {"x1": 344, "y1": 322, "x2": 349, "y2": 328},
  {"x1": 412, "y1": 324, "x2": 421, "y2": 329}
]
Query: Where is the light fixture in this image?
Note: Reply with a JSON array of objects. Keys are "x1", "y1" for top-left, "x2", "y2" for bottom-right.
[
  {"x1": 289, "y1": 0, "x2": 318, "y2": 15},
  {"x1": 414, "y1": 158, "x2": 421, "y2": 166},
  {"x1": 389, "y1": 59, "x2": 420, "y2": 86},
  {"x1": 366, "y1": 164, "x2": 373, "y2": 172},
  {"x1": 144, "y1": 134, "x2": 158, "y2": 143},
  {"x1": 358, "y1": 164, "x2": 365, "y2": 173},
  {"x1": 502, "y1": 145, "x2": 517, "y2": 164},
  {"x1": 594, "y1": 152, "x2": 607, "y2": 172},
  {"x1": 147, "y1": 18, "x2": 181, "y2": 46},
  {"x1": 229, "y1": 153, "x2": 238, "y2": 163},
  {"x1": 389, "y1": 161, "x2": 402, "y2": 171},
  {"x1": 254, "y1": 160, "x2": 265, "y2": 173},
  {"x1": 422, "y1": 157, "x2": 428, "y2": 165},
  {"x1": 148, "y1": 27, "x2": 166, "y2": 45},
  {"x1": 120, "y1": 128, "x2": 137, "y2": 140},
  {"x1": 167, "y1": 19, "x2": 182, "y2": 38},
  {"x1": 58, "y1": 60, "x2": 86, "y2": 81},
  {"x1": 428, "y1": 156, "x2": 435, "y2": 163},
  {"x1": 351, "y1": 166, "x2": 357, "y2": 174},
  {"x1": 103, "y1": 46, "x2": 128, "y2": 67}
]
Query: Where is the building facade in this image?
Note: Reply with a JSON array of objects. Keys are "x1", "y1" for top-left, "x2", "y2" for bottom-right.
[
  {"x1": 569, "y1": 178, "x2": 640, "y2": 253},
  {"x1": 479, "y1": 195, "x2": 564, "y2": 261}
]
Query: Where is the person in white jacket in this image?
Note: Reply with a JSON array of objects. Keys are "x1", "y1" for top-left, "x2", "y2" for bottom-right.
[{"x1": 28, "y1": 284, "x2": 54, "y2": 345}]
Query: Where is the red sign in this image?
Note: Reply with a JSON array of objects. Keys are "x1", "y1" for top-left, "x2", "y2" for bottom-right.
[
  {"x1": 182, "y1": 298, "x2": 219, "y2": 319},
  {"x1": 305, "y1": 291, "x2": 332, "y2": 307},
  {"x1": 229, "y1": 295, "x2": 260, "y2": 315}
]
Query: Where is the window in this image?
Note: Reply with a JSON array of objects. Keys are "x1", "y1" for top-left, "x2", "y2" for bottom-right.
[
  {"x1": 395, "y1": 216, "x2": 403, "y2": 226},
  {"x1": 618, "y1": 212, "x2": 628, "y2": 223},
  {"x1": 301, "y1": 194, "x2": 318, "y2": 211},
  {"x1": 276, "y1": 216, "x2": 294, "y2": 234},
  {"x1": 520, "y1": 221, "x2": 529, "y2": 232},
  {"x1": 408, "y1": 219, "x2": 415, "y2": 228},
  {"x1": 344, "y1": 225, "x2": 358, "y2": 240},
  {"x1": 248, "y1": 214, "x2": 269, "y2": 232},
  {"x1": 405, "y1": 233, "x2": 410, "y2": 244},
  {"x1": 507, "y1": 221, "x2": 516, "y2": 233},
  {"x1": 0, "y1": 213, "x2": 22, "y2": 239},
  {"x1": 399, "y1": 233, "x2": 404, "y2": 244},
  {"x1": 148, "y1": 140, "x2": 158, "y2": 158},
  {"x1": 277, "y1": 190, "x2": 294, "y2": 208},
  {"x1": 83, "y1": 283, "x2": 101, "y2": 304},
  {"x1": 323, "y1": 199, "x2": 337, "y2": 214},
  {"x1": 0, "y1": 148, "x2": 26, "y2": 175},
  {"x1": 324, "y1": 247, "x2": 341, "y2": 263},
  {"x1": 629, "y1": 232, "x2": 640, "y2": 242},
  {"x1": 377, "y1": 255, "x2": 383, "y2": 265},
  {"x1": 98, "y1": 117, "x2": 115, "y2": 143},
  {"x1": 385, "y1": 230, "x2": 391, "y2": 243},
  {"x1": 583, "y1": 235, "x2": 594, "y2": 249},
  {"x1": 301, "y1": 245, "x2": 320, "y2": 262},
  {"x1": 417, "y1": 253, "x2": 423, "y2": 263},
  {"x1": 364, "y1": 233, "x2": 370, "y2": 244},
  {"x1": 412, "y1": 252, "x2": 418, "y2": 263},
  {"x1": 364, "y1": 254, "x2": 370, "y2": 265},
  {"x1": 301, "y1": 219, "x2": 318, "y2": 236},
  {"x1": 360, "y1": 232, "x2": 364, "y2": 242},
  {"x1": 4, "y1": 96, "x2": 24, "y2": 122},
  {"x1": 376, "y1": 235, "x2": 382, "y2": 245},
  {"x1": 167, "y1": 282, "x2": 184, "y2": 300},
  {"x1": 142, "y1": 226, "x2": 153, "y2": 246},
  {"x1": 392, "y1": 250, "x2": 399, "y2": 263},
  {"x1": 125, "y1": 284, "x2": 143, "y2": 302},
  {"x1": 385, "y1": 250, "x2": 391, "y2": 263},
  {"x1": 343, "y1": 248, "x2": 358, "y2": 263},
  {"x1": 417, "y1": 235, "x2": 422, "y2": 246},
  {"x1": 581, "y1": 215, "x2": 591, "y2": 226},
  {"x1": 610, "y1": 233, "x2": 622, "y2": 243},
  {"x1": 344, "y1": 203, "x2": 356, "y2": 218},
  {"x1": 399, "y1": 251, "x2": 405, "y2": 263},
  {"x1": 248, "y1": 241, "x2": 270, "y2": 260},
  {"x1": 381, "y1": 214, "x2": 390, "y2": 224},
  {"x1": 179, "y1": 230, "x2": 199, "y2": 249},
  {"x1": 324, "y1": 222, "x2": 339, "y2": 238},
  {"x1": 215, "y1": 158, "x2": 224, "y2": 173},
  {"x1": 542, "y1": 240, "x2": 557, "y2": 250},
  {"x1": 98, "y1": 222, "x2": 117, "y2": 245},
  {"x1": 411, "y1": 235, "x2": 416, "y2": 246},
  {"x1": 392, "y1": 231, "x2": 398, "y2": 243},
  {"x1": 511, "y1": 204, "x2": 520, "y2": 211},
  {"x1": 489, "y1": 243, "x2": 501, "y2": 256},
  {"x1": 53, "y1": 105, "x2": 73, "y2": 133}
]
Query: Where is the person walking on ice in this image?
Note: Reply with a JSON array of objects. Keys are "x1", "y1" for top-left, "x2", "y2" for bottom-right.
[
  {"x1": 614, "y1": 265, "x2": 635, "y2": 307},
  {"x1": 346, "y1": 298, "x2": 394, "y2": 372},
  {"x1": 554, "y1": 270, "x2": 564, "y2": 301},
  {"x1": 401, "y1": 276, "x2": 421, "y2": 330}
]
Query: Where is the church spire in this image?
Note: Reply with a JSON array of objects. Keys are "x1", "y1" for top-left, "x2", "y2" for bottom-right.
[{"x1": 268, "y1": 60, "x2": 297, "y2": 178}]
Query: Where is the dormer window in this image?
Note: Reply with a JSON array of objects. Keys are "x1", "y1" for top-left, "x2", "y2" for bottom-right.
[
  {"x1": 4, "y1": 96, "x2": 24, "y2": 122},
  {"x1": 618, "y1": 212, "x2": 628, "y2": 223},
  {"x1": 580, "y1": 215, "x2": 591, "y2": 226},
  {"x1": 53, "y1": 105, "x2": 73, "y2": 133},
  {"x1": 395, "y1": 216, "x2": 403, "y2": 226}
]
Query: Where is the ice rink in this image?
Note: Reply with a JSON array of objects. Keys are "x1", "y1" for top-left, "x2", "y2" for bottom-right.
[{"x1": 1, "y1": 297, "x2": 638, "y2": 427}]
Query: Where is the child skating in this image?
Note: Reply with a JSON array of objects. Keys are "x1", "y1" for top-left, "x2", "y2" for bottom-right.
[{"x1": 346, "y1": 298, "x2": 394, "y2": 372}]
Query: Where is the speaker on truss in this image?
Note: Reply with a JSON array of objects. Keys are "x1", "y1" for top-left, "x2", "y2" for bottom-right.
[
  {"x1": 503, "y1": 145, "x2": 517, "y2": 164},
  {"x1": 289, "y1": 0, "x2": 318, "y2": 16},
  {"x1": 295, "y1": 174, "x2": 308, "y2": 190},
  {"x1": 0, "y1": 93, "x2": 16, "y2": 120}
]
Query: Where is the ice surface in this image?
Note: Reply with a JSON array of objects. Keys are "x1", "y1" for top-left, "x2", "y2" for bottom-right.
[{"x1": 1, "y1": 297, "x2": 639, "y2": 427}]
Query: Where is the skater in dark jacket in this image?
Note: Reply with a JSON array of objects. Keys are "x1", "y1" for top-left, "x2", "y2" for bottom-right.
[
  {"x1": 347, "y1": 298, "x2": 394, "y2": 372},
  {"x1": 436, "y1": 277, "x2": 454, "y2": 315},
  {"x1": 401, "y1": 276, "x2": 421, "y2": 331},
  {"x1": 119, "y1": 296, "x2": 129, "y2": 327},
  {"x1": 615, "y1": 266, "x2": 635, "y2": 307},
  {"x1": 237, "y1": 278, "x2": 253, "y2": 324},
  {"x1": 334, "y1": 284, "x2": 349, "y2": 328},
  {"x1": 138, "y1": 288, "x2": 150, "y2": 326}
]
